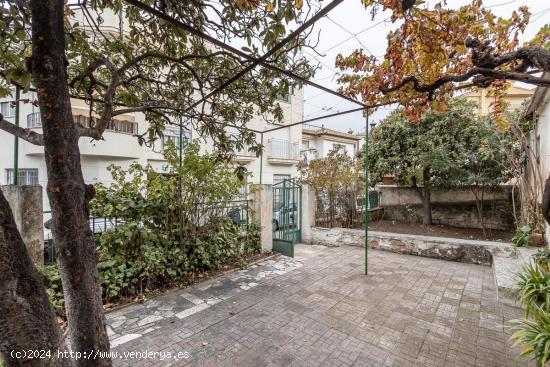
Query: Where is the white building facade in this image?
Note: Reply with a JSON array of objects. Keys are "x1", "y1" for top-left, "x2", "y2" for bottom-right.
[
  {"x1": 0, "y1": 89, "x2": 303, "y2": 211},
  {"x1": 301, "y1": 124, "x2": 361, "y2": 163},
  {"x1": 0, "y1": 7, "x2": 304, "y2": 211}
]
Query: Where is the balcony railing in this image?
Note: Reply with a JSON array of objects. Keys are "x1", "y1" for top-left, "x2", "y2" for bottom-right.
[
  {"x1": 27, "y1": 112, "x2": 138, "y2": 134},
  {"x1": 235, "y1": 145, "x2": 256, "y2": 157},
  {"x1": 267, "y1": 139, "x2": 300, "y2": 160},
  {"x1": 302, "y1": 123, "x2": 322, "y2": 132}
]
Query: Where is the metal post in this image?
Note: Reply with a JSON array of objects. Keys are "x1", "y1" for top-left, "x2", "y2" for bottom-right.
[
  {"x1": 365, "y1": 111, "x2": 369, "y2": 275},
  {"x1": 13, "y1": 86, "x2": 20, "y2": 185}
]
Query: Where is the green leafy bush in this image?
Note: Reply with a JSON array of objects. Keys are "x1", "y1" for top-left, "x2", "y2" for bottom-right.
[
  {"x1": 513, "y1": 264, "x2": 550, "y2": 317},
  {"x1": 510, "y1": 306, "x2": 550, "y2": 367},
  {"x1": 510, "y1": 262, "x2": 550, "y2": 366},
  {"x1": 43, "y1": 143, "x2": 262, "y2": 308},
  {"x1": 38, "y1": 265, "x2": 65, "y2": 317},
  {"x1": 512, "y1": 225, "x2": 532, "y2": 247}
]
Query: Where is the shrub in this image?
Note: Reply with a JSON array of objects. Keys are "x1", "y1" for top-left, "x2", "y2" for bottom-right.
[
  {"x1": 533, "y1": 248, "x2": 550, "y2": 273},
  {"x1": 42, "y1": 143, "x2": 262, "y2": 309},
  {"x1": 38, "y1": 265, "x2": 65, "y2": 317},
  {"x1": 512, "y1": 225, "x2": 532, "y2": 247},
  {"x1": 510, "y1": 306, "x2": 550, "y2": 367},
  {"x1": 514, "y1": 263, "x2": 550, "y2": 317}
]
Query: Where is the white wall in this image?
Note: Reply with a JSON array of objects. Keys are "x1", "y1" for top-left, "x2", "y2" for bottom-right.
[{"x1": 0, "y1": 87, "x2": 303, "y2": 211}]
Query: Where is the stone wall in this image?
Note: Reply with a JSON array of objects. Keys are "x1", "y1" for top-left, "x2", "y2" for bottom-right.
[
  {"x1": 1, "y1": 185, "x2": 44, "y2": 265},
  {"x1": 377, "y1": 185, "x2": 516, "y2": 230},
  {"x1": 307, "y1": 227, "x2": 516, "y2": 265}
]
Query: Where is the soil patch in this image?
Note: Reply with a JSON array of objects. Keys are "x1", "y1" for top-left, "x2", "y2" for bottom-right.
[{"x1": 367, "y1": 220, "x2": 513, "y2": 242}]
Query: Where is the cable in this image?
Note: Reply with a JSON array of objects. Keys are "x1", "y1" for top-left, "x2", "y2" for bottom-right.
[
  {"x1": 326, "y1": 16, "x2": 374, "y2": 55},
  {"x1": 123, "y1": 0, "x2": 369, "y2": 110}
]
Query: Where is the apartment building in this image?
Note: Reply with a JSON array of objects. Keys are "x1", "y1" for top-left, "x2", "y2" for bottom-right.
[
  {"x1": 301, "y1": 124, "x2": 361, "y2": 163},
  {"x1": 0, "y1": 7, "x2": 303, "y2": 211}
]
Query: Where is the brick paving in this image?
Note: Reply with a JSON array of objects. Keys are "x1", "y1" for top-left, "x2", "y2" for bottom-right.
[{"x1": 111, "y1": 244, "x2": 532, "y2": 367}]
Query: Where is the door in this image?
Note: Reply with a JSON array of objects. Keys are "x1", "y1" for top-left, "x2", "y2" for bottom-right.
[{"x1": 272, "y1": 178, "x2": 302, "y2": 257}]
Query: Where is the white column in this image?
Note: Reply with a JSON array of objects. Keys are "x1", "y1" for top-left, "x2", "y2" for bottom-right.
[{"x1": 251, "y1": 184, "x2": 273, "y2": 253}]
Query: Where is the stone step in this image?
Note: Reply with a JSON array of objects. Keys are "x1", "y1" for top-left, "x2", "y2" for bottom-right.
[{"x1": 492, "y1": 247, "x2": 540, "y2": 306}]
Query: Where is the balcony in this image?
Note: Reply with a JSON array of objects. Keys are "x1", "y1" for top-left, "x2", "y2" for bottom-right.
[
  {"x1": 267, "y1": 139, "x2": 300, "y2": 165},
  {"x1": 234, "y1": 145, "x2": 256, "y2": 163},
  {"x1": 27, "y1": 112, "x2": 138, "y2": 134}
]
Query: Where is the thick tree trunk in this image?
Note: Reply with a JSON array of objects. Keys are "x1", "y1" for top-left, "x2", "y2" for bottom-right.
[
  {"x1": 0, "y1": 190, "x2": 69, "y2": 366},
  {"x1": 422, "y1": 169, "x2": 432, "y2": 225},
  {"x1": 30, "y1": 1, "x2": 111, "y2": 365}
]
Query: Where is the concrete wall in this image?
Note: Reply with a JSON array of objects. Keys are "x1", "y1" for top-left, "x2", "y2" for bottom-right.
[
  {"x1": 1, "y1": 185, "x2": 43, "y2": 265},
  {"x1": 377, "y1": 185, "x2": 516, "y2": 230}
]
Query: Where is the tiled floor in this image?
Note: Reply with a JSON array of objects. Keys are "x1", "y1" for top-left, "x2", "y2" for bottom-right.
[{"x1": 111, "y1": 244, "x2": 532, "y2": 366}]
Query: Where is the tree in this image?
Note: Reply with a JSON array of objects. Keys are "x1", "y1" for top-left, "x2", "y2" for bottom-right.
[
  {"x1": 337, "y1": 0, "x2": 549, "y2": 124},
  {"x1": 299, "y1": 150, "x2": 363, "y2": 228},
  {"x1": 368, "y1": 98, "x2": 509, "y2": 226},
  {"x1": 0, "y1": 0, "x2": 315, "y2": 365}
]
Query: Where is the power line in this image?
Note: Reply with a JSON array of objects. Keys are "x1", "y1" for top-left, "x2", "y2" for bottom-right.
[
  {"x1": 320, "y1": 17, "x2": 389, "y2": 55},
  {"x1": 326, "y1": 16, "x2": 374, "y2": 55},
  {"x1": 123, "y1": 0, "x2": 370, "y2": 111}
]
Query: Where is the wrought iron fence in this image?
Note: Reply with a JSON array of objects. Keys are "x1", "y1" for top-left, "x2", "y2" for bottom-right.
[
  {"x1": 43, "y1": 200, "x2": 251, "y2": 265},
  {"x1": 315, "y1": 189, "x2": 380, "y2": 229}
]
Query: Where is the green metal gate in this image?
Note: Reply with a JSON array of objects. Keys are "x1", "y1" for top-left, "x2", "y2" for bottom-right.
[{"x1": 272, "y1": 178, "x2": 302, "y2": 257}]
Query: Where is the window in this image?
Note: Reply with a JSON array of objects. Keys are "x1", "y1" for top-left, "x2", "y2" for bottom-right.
[
  {"x1": 162, "y1": 128, "x2": 191, "y2": 149},
  {"x1": 277, "y1": 86, "x2": 294, "y2": 103},
  {"x1": 273, "y1": 174, "x2": 290, "y2": 185},
  {"x1": 0, "y1": 102, "x2": 15, "y2": 117},
  {"x1": 332, "y1": 143, "x2": 346, "y2": 153},
  {"x1": 6, "y1": 168, "x2": 39, "y2": 185}
]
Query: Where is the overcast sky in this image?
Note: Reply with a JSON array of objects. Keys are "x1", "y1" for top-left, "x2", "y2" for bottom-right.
[{"x1": 302, "y1": 0, "x2": 550, "y2": 133}]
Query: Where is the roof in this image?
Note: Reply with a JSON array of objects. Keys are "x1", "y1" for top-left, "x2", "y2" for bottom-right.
[
  {"x1": 302, "y1": 124, "x2": 361, "y2": 141},
  {"x1": 525, "y1": 73, "x2": 550, "y2": 118}
]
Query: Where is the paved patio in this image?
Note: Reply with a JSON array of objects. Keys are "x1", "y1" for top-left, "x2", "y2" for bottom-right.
[{"x1": 110, "y1": 244, "x2": 531, "y2": 367}]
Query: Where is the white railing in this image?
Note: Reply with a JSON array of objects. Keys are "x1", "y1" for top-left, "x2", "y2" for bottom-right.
[
  {"x1": 235, "y1": 144, "x2": 256, "y2": 157},
  {"x1": 27, "y1": 112, "x2": 138, "y2": 134},
  {"x1": 267, "y1": 139, "x2": 300, "y2": 160}
]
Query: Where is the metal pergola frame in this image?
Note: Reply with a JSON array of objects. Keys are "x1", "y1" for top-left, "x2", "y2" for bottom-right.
[{"x1": 119, "y1": 0, "x2": 374, "y2": 274}]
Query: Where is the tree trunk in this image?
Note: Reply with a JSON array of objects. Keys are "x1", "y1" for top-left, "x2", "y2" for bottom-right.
[
  {"x1": 0, "y1": 189, "x2": 70, "y2": 366},
  {"x1": 422, "y1": 169, "x2": 432, "y2": 225},
  {"x1": 30, "y1": 1, "x2": 111, "y2": 365}
]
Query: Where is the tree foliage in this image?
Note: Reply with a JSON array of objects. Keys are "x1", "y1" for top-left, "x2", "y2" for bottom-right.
[
  {"x1": 368, "y1": 97, "x2": 511, "y2": 225},
  {"x1": 0, "y1": 0, "x2": 317, "y2": 152},
  {"x1": 299, "y1": 150, "x2": 364, "y2": 228},
  {"x1": 337, "y1": 0, "x2": 550, "y2": 125}
]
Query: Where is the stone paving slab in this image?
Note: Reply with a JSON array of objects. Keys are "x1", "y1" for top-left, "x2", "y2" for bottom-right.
[
  {"x1": 110, "y1": 244, "x2": 533, "y2": 367},
  {"x1": 106, "y1": 256, "x2": 303, "y2": 348}
]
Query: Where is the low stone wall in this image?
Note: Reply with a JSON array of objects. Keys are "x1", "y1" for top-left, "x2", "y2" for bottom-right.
[
  {"x1": 377, "y1": 185, "x2": 516, "y2": 231},
  {"x1": 307, "y1": 227, "x2": 516, "y2": 265}
]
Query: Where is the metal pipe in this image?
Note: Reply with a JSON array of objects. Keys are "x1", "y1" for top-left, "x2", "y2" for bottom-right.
[
  {"x1": 13, "y1": 86, "x2": 20, "y2": 185},
  {"x1": 364, "y1": 111, "x2": 369, "y2": 275}
]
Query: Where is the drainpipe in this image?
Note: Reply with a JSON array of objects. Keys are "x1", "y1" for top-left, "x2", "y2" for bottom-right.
[{"x1": 13, "y1": 86, "x2": 20, "y2": 185}]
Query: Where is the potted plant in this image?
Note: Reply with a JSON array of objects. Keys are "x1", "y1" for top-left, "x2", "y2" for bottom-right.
[{"x1": 533, "y1": 248, "x2": 550, "y2": 273}]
